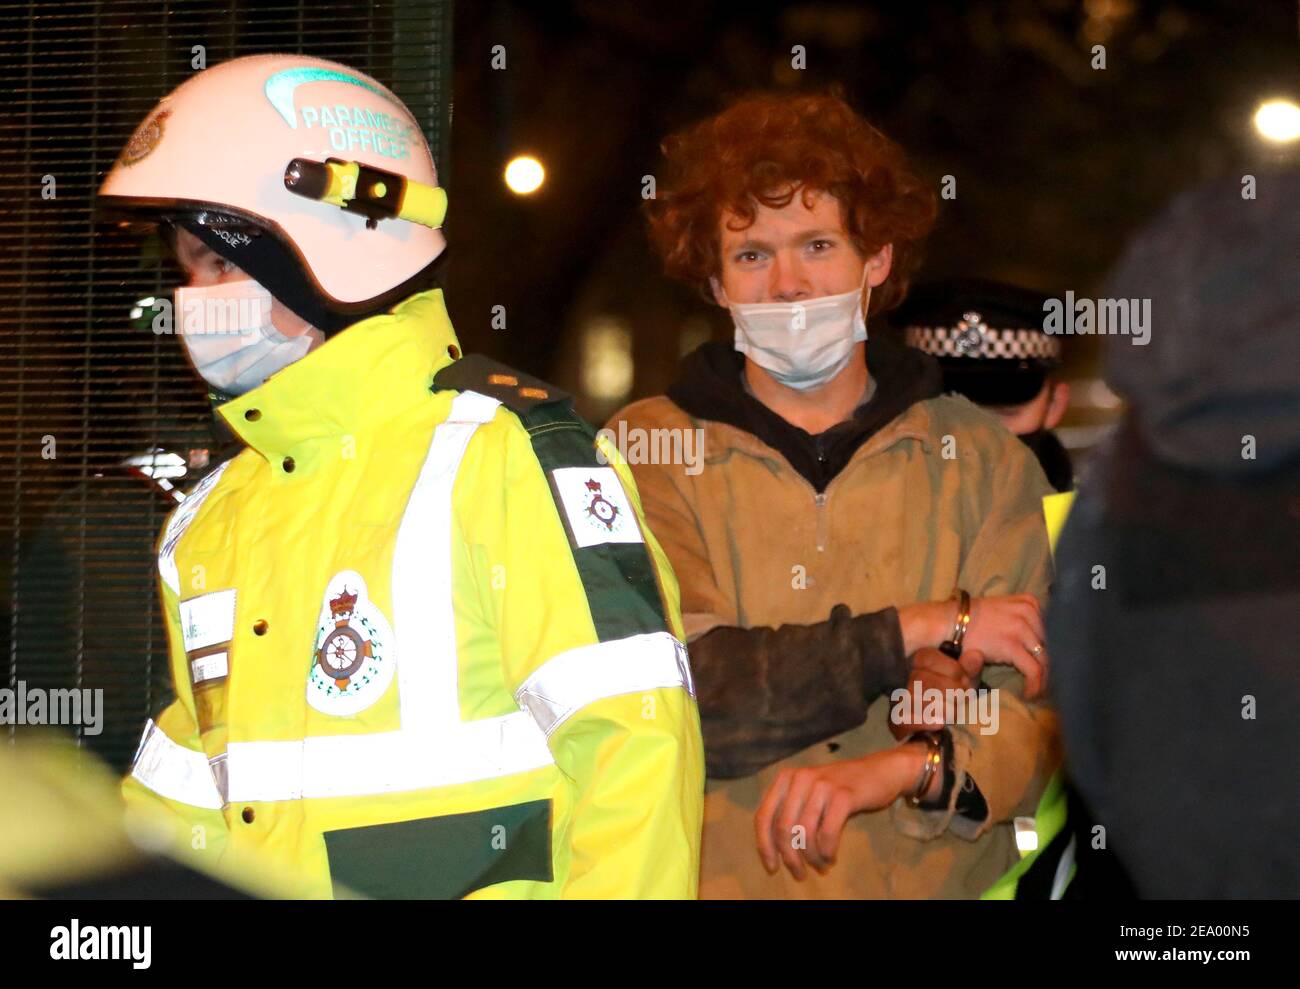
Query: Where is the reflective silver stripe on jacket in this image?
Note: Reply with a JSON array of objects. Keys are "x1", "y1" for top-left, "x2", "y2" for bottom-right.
[
  {"x1": 157, "y1": 461, "x2": 231, "y2": 595},
  {"x1": 129, "y1": 719, "x2": 224, "y2": 810},
  {"x1": 516, "y1": 631, "x2": 695, "y2": 736}
]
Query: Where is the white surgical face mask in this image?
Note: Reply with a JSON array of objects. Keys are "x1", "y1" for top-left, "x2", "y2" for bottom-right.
[
  {"x1": 175, "y1": 278, "x2": 312, "y2": 396},
  {"x1": 723, "y1": 266, "x2": 871, "y2": 391}
]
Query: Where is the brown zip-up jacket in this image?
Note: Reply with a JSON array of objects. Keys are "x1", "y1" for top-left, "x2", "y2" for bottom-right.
[{"x1": 609, "y1": 349, "x2": 1060, "y2": 899}]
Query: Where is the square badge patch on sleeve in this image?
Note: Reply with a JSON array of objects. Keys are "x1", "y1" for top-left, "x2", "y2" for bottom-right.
[{"x1": 550, "y1": 466, "x2": 644, "y2": 549}]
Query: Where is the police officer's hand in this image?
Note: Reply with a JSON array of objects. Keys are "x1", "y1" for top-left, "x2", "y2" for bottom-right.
[
  {"x1": 888, "y1": 648, "x2": 986, "y2": 741},
  {"x1": 754, "y1": 749, "x2": 916, "y2": 880},
  {"x1": 964, "y1": 594, "x2": 1047, "y2": 698}
]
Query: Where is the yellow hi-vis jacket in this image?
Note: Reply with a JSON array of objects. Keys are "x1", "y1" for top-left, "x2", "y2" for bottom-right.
[{"x1": 124, "y1": 289, "x2": 704, "y2": 898}]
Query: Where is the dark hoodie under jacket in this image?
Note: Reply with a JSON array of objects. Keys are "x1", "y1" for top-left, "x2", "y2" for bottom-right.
[
  {"x1": 667, "y1": 332, "x2": 943, "y2": 494},
  {"x1": 1048, "y1": 169, "x2": 1300, "y2": 897}
]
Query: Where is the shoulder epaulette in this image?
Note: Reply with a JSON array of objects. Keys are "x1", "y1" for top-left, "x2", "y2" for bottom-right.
[{"x1": 432, "y1": 353, "x2": 571, "y2": 415}]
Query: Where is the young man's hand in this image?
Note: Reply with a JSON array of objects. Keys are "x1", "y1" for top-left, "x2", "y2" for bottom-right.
[
  {"x1": 964, "y1": 594, "x2": 1047, "y2": 696},
  {"x1": 888, "y1": 647, "x2": 985, "y2": 740},
  {"x1": 898, "y1": 593, "x2": 1047, "y2": 697},
  {"x1": 754, "y1": 747, "x2": 921, "y2": 879}
]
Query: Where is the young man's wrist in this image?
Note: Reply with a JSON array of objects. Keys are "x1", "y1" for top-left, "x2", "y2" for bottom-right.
[
  {"x1": 893, "y1": 736, "x2": 944, "y2": 803},
  {"x1": 897, "y1": 601, "x2": 952, "y2": 657}
]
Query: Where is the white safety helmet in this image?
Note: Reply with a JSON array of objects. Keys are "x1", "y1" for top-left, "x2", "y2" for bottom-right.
[{"x1": 100, "y1": 53, "x2": 448, "y2": 333}]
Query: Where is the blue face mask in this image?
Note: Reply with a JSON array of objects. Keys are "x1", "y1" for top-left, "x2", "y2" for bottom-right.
[
  {"x1": 175, "y1": 278, "x2": 314, "y2": 395},
  {"x1": 723, "y1": 269, "x2": 871, "y2": 391}
]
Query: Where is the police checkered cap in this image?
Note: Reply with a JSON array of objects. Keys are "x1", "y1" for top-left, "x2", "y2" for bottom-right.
[
  {"x1": 905, "y1": 322, "x2": 1062, "y2": 361},
  {"x1": 892, "y1": 278, "x2": 1063, "y2": 367}
]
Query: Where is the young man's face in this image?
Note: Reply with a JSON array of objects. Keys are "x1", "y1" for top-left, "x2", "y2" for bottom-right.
[
  {"x1": 712, "y1": 188, "x2": 892, "y2": 305},
  {"x1": 171, "y1": 226, "x2": 321, "y2": 344}
]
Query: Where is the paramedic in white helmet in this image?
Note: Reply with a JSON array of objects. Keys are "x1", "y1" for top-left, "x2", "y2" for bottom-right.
[{"x1": 100, "y1": 54, "x2": 704, "y2": 899}]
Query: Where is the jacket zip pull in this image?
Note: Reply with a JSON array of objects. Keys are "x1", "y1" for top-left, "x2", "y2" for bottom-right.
[{"x1": 814, "y1": 491, "x2": 828, "y2": 552}]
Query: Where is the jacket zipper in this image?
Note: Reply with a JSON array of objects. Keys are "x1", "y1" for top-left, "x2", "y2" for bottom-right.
[
  {"x1": 731, "y1": 423, "x2": 922, "y2": 557},
  {"x1": 814, "y1": 434, "x2": 829, "y2": 552}
]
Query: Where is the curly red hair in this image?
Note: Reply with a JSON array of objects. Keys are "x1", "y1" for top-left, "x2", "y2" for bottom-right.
[{"x1": 645, "y1": 91, "x2": 937, "y2": 314}]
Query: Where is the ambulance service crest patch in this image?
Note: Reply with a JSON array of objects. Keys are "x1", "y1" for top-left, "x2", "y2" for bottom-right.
[
  {"x1": 583, "y1": 478, "x2": 620, "y2": 529},
  {"x1": 550, "y1": 466, "x2": 644, "y2": 549},
  {"x1": 307, "y1": 570, "x2": 396, "y2": 716}
]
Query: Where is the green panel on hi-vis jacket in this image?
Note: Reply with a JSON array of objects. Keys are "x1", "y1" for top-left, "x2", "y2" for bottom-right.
[{"x1": 323, "y1": 799, "x2": 553, "y2": 898}]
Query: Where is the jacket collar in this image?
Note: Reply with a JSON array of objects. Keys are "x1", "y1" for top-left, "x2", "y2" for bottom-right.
[
  {"x1": 702, "y1": 400, "x2": 934, "y2": 474},
  {"x1": 668, "y1": 335, "x2": 943, "y2": 492},
  {"x1": 217, "y1": 289, "x2": 461, "y2": 459}
]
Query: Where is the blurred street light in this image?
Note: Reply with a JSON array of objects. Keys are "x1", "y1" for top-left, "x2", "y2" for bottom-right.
[
  {"x1": 504, "y1": 155, "x2": 545, "y2": 194},
  {"x1": 580, "y1": 316, "x2": 633, "y2": 403},
  {"x1": 1253, "y1": 98, "x2": 1300, "y2": 143}
]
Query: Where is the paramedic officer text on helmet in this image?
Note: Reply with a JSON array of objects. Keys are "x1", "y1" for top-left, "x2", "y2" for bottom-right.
[{"x1": 99, "y1": 53, "x2": 704, "y2": 899}]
